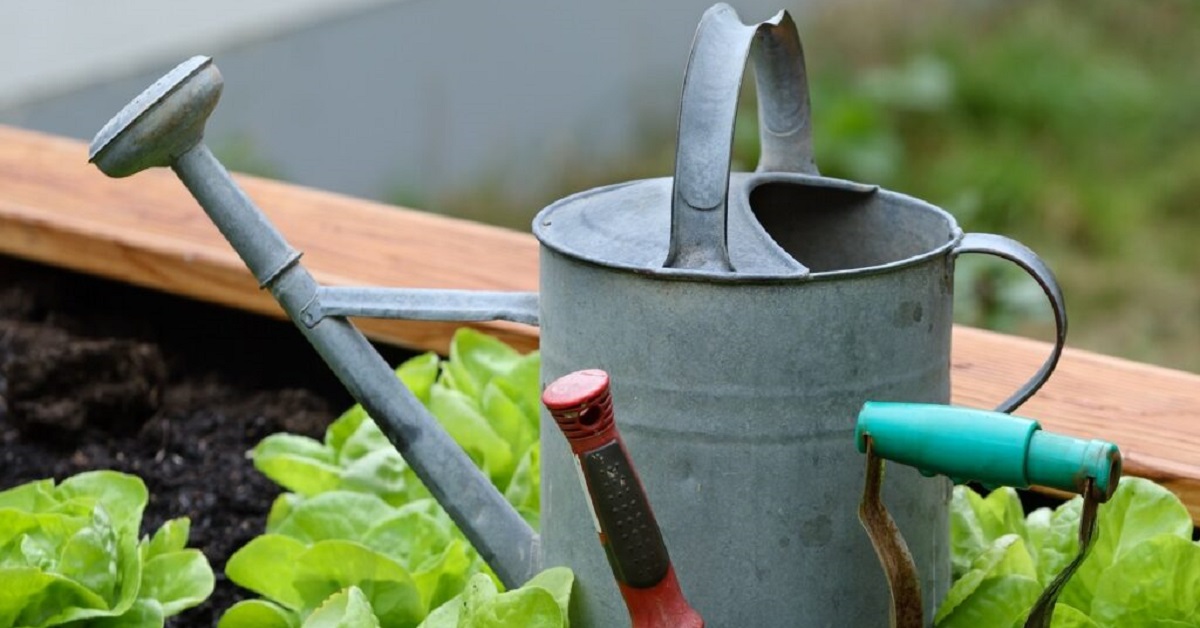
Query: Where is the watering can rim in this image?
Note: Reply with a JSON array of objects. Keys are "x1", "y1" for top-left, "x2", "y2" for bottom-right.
[{"x1": 532, "y1": 170, "x2": 967, "y2": 285}]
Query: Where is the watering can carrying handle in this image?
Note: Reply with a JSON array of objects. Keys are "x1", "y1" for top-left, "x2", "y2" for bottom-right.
[
  {"x1": 953, "y1": 233, "x2": 1068, "y2": 413},
  {"x1": 665, "y1": 3, "x2": 816, "y2": 271}
]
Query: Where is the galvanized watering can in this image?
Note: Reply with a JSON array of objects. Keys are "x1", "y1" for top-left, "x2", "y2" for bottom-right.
[{"x1": 87, "y1": 4, "x2": 1076, "y2": 626}]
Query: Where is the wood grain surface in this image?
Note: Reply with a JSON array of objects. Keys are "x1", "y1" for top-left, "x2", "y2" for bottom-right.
[{"x1": 2, "y1": 124, "x2": 1197, "y2": 520}]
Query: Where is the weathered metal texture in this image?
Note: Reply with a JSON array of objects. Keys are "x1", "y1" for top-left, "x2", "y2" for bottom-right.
[
  {"x1": 533, "y1": 4, "x2": 1067, "y2": 625},
  {"x1": 88, "y1": 56, "x2": 541, "y2": 589}
]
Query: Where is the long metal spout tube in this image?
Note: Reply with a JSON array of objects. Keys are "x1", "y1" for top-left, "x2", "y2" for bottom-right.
[
  {"x1": 169, "y1": 145, "x2": 541, "y2": 583},
  {"x1": 171, "y1": 145, "x2": 541, "y2": 586}
]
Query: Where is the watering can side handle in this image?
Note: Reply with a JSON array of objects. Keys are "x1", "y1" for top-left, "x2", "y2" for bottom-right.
[
  {"x1": 953, "y1": 232, "x2": 1068, "y2": 413},
  {"x1": 665, "y1": 4, "x2": 816, "y2": 272}
]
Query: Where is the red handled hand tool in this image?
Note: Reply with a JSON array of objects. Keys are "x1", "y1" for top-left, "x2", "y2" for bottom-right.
[{"x1": 542, "y1": 369, "x2": 704, "y2": 628}]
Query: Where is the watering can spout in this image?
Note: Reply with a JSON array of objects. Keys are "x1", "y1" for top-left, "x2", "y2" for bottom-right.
[{"x1": 87, "y1": 56, "x2": 541, "y2": 588}]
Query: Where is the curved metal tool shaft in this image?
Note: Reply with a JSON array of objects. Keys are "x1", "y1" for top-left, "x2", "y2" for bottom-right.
[
  {"x1": 858, "y1": 437, "x2": 924, "y2": 628},
  {"x1": 89, "y1": 57, "x2": 540, "y2": 588},
  {"x1": 1024, "y1": 481, "x2": 1100, "y2": 627}
]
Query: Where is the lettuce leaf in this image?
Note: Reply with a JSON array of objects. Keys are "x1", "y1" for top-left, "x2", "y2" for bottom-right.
[
  {"x1": 302, "y1": 586, "x2": 381, "y2": 628},
  {"x1": 417, "y1": 568, "x2": 573, "y2": 628},
  {"x1": 228, "y1": 329, "x2": 556, "y2": 627},
  {"x1": 1090, "y1": 534, "x2": 1200, "y2": 625},
  {"x1": 0, "y1": 471, "x2": 213, "y2": 626},
  {"x1": 944, "y1": 477, "x2": 1197, "y2": 627},
  {"x1": 217, "y1": 599, "x2": 300, "y2": 628}
]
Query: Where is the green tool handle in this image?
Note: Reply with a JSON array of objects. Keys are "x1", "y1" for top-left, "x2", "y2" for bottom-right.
[{"x1": 855, "y1": 402, "x2": 1122, "y2": 502}]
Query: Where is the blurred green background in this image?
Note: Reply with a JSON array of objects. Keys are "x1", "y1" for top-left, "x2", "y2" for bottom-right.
[{"x1": 399, "y1": 0, "x2": 1199, "y2": 373}]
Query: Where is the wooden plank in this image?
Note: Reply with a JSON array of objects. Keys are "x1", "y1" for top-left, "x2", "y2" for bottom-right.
[
  {"x1": 0, "y1": 125, "x2": 539, "y2": 353},
  {"x1": 2, "y1": 124, "x2": 1199, "y2": 520}
]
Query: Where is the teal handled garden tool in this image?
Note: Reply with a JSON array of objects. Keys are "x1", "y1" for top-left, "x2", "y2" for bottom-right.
[{"x1": 854, "y1": 402, "x2": 1122, "y2": 628}]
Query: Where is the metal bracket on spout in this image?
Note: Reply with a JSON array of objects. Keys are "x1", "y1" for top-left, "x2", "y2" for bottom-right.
[{"x1": 299, "y1": 287, "x2": 540, "y2": 328}]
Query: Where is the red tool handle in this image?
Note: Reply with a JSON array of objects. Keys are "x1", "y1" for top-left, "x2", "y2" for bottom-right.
[{"x1": 543, "y1": 369, "x2": 704, "y2": 628}]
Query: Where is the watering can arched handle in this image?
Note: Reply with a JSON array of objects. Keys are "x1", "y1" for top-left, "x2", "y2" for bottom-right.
[
  {"x1": 665, "y1": 3, "x2": 816, "y2": 272},
  {"x1": 953, "y1": 233, "x2": 1069, "y2": 413}
]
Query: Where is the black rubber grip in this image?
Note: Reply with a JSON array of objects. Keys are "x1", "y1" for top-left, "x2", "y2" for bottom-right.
[{"x1": 580, "y1": 440, "x2": 671, "y2": 588}]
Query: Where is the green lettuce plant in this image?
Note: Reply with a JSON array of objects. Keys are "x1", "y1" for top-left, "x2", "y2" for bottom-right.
[
  {"x1": 221, "y1": 329, "x2": 559, "y2": 627},
  {"x1": 248, "y1": 330, "x2": 540, "y2": 523},
  {"x1": 941, "y1": 477, "x2": 1200, "y2": 627},
  {"x1": 0, "y1": 470, "x2": 214, "y2": 627},
  {"x1": 417, "y1": 567, "x2": 573, "y2": 628}
]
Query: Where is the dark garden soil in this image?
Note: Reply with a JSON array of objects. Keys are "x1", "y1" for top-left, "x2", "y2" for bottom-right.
[{"x1": 0, "y1": 255, "x2": 413, "y2": 627}]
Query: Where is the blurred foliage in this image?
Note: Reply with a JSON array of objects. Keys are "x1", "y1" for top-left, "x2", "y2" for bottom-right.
[
  {"x1": 412, "y1": 0, "x2": 1200, "y2": 372},
  {"x1": 211, "y1": 132, "x2": 285, "y2": 180}
]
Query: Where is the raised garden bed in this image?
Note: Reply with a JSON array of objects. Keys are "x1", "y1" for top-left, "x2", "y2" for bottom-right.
[
  {"x1": 2, "y1": 124, "x2": 1196, "y2": 525},
  {"x1": 2, "y1": 123, "x2": 1200, "y2": 626}
]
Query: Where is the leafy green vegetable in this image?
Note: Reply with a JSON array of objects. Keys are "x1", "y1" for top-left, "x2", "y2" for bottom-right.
[
  {"x1": 218, "y1": 599, "x2": 299, "y2": 628},
  {"x1": 417, "y1": 568, "x2": 574, "y2": 628},
  {"x1": 942, "y1": 477, "x2": 1199, "y2": 626},
  {"x1": 226, "y1": 329, "x2": 564, "y2": 627},
  {"x1": 0, "y1": 471, "x2": 214, "y2": 627},
  {"x1": 935, "y1": 535, "x2": 1041, "y2": 627},
  {"x1": 250, "y1": 330, "x2": 541, "y2": 514},
  {"x1": 303, "y1": 586, "x2": 382, "y2": 628},
  {"x1": 1090, "y1": 535, "x2": 1200, "y2": 625}
]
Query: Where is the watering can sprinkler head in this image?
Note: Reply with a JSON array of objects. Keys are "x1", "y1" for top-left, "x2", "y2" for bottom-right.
[{"x1": 89, "y1": 56, "x2": 222, "y2": 177}]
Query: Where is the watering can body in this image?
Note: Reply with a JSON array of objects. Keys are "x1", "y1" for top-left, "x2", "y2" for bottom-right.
[
  {"x1": 537, "y1": 177, "x2": 967, "y2": 625},
  {"x1": 531, "y1": 6, "x2": 1065, "y2": 626}
]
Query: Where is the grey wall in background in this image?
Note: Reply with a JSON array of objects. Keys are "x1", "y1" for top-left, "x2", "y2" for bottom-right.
[{"x1": 3, "y1": 0, "x2": 806, "y2": 213}]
